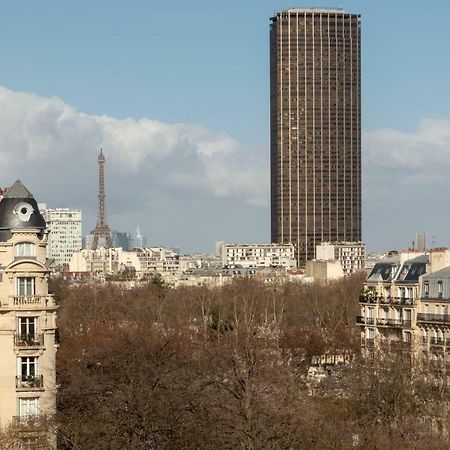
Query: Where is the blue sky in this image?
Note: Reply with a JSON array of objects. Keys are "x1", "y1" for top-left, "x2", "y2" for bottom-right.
[{"x1": 0, "y1": 0, "x2": 450, "y2": 252}]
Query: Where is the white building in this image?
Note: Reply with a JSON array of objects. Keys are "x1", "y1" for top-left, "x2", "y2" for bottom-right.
[
  {"x1": 40, "y1": 206, "x2": 82, "y2": 269},
  {"x1": 315, "y1": 241, "x2": 365, "y2": 276},
  {"x1": 219, "y1": 243, "x2": 297, "y2": 269},
  {"x1": 68, "y1": 247, "x2": 180, "y2": 277}
]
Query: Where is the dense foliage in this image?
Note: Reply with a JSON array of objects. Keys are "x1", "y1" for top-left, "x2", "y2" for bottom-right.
[{"x1": 5, "y1": 274, "x2": 450, "y2": 449}]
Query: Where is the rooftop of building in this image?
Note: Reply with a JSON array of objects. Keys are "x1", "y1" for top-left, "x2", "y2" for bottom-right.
[
  {"x1": 422, "y1": 266, "x2": 450, "y2": 279},
  {"x1": 271, "y1": 7, "x2": 360, "y2": 20},
  {"x1": 0, "y1": 180, "x2": 46, "y2": 237}
]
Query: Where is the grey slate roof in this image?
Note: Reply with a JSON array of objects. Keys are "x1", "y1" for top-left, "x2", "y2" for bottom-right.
[
  {"x1": 423, "y1": 266, "x2": 450, "y2": 280},
  {"x1": 0, "y1": 180, "x2": 46, "y2": 240},
  {"x1": 3, "y1": 180, "x2": 33, "y2": 199}
]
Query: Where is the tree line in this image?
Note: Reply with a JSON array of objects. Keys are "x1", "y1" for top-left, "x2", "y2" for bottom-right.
[{"x1": 3, "y1": 274, "x2": 450, "y2": 449}]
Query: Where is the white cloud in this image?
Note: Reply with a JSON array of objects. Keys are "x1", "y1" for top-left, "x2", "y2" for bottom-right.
[
  {"x1": 363, "y1": 118, "x2": 450, "y2": 251},
  {"x1": 364, "y1": 118, "x2": 450, "y2": 177},
  {"x1": 0, "y1": 86, "x2": 268, "y2": 211}
]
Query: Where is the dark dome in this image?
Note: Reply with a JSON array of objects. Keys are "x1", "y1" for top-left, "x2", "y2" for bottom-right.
[{"x1": 0, "y1": 180, "x2": 46, "y2": 239}]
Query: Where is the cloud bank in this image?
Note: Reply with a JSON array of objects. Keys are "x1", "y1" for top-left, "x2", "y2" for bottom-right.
[
  {"x1": 0, "y1": 86, "x2": 270, "y2": 250},
  {"x1": 363, "y1": 118, "x2": 450, "y2": 250},
  {"x1": 1, "y1": 85, "x2": 449, "y2": 251},
  {"x1": 0, "y1": 86, "x2": 268, "y2": 206}
]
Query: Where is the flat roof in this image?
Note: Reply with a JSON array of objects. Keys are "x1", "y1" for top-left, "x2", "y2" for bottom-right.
[{"x1": 285, "y1": 8, "x2": 345, "y2": 13}]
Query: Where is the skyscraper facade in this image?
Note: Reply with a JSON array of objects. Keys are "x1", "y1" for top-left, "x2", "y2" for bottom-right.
[{"x1": 270, "y1": 8, "x2": 361, "y2": 265}]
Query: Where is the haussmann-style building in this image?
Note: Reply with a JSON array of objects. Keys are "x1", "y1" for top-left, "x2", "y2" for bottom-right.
[
  {"x1": 0, "y1": 181, "x2": 58, "y2": 448},
  {"x1": 270, "y1": 8, "x2": 361, "y2": 265}
]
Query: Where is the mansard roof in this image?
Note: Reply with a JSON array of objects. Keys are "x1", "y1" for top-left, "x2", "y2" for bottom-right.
[{"x1": 0, "y1": 180, "x2": 46, "y2": 241}]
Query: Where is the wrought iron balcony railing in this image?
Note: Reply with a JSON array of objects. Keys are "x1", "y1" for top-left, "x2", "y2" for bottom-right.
[
  {"x1": 16, "y1": 375, "x2": 44, "y2": 390},
  {"x1": 12, "y1": 415, "x2": 48, "y2": 430},
  {"x1": 417, "y1": 313, "x2": 450, "y2": 324},
  {"x1": 14, "y1": 333, "x2": 44, "y2": 347},
  {"x1": 359, "y1": 295, "x2": 415, "y2": 306},
  {"x1": 430, "y1": 337, "x2": 445, "y2": 346},
  {"x1": 356, "y1": 316, "x2": 375, "y2": 325}
]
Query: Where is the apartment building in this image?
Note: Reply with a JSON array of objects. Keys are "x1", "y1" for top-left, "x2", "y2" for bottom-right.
[
  {"x1": 41, "y1": 207, "x2": 82, "y2": 269},
  {"x1": 357, "y1": 254, "x2": 427, "y2": 352},
  {"x1": 0, "y1": 181, "x2": 58, "y2": 448},
  {"x1": 219, "y1": 243, "x2": 297, "y2": 269},
  {"x1": 316, "y1": 241, "x2": 365, "y2": 276},
  {"x1": 417, "y1": 266, "x2": 450, "y2": 371},
  {"x1": 357, "y1": 248, "x2": 450, "y2": 372}
]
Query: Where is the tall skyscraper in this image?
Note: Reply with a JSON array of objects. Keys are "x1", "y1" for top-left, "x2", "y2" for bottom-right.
[{"x1": 270, "y1": 8, "x2": 361, "y2": 265}]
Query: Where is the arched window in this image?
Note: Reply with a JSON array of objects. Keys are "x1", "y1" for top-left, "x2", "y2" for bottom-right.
[{"x1": 15, "y1": 242, "x2": 35, "y2": 257}]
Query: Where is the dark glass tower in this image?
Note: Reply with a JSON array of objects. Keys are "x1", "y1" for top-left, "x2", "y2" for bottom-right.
[{"x1": 270, "y1": 8, "x2": 361, "y2": 265}]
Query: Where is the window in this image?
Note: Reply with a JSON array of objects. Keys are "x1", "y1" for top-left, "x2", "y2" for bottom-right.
[
  {"x1": 424, "y1": 281, "x2": 429, "y2": 297},
  {"x1": 15, "y1": 242, "x2": 35, "y2": 257},
  {"x1": 438, "y1": 281, "x2": 443, "y2": 298},
  {"x1": 19, "y1": 397, "x2": 39, "y2": 418},
  {"x1": 20, "y1": 356, "x2": 37, "y2": 379},
  {"x1": 17, "y1": 277, "x2": 35, "y2": 296},
  {"x1": 18, "y1": 317, "x2": 37, "y2": 338}
]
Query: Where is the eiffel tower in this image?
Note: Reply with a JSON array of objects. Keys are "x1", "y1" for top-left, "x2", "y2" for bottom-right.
[{"x1": 91, "y1": 148, "x2": 113, "y2": 249}]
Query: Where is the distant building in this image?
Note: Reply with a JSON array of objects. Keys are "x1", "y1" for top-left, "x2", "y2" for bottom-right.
[
  {"x1": 315, "y1": 241, "x2": 365, "y2": 276},
  {"x1": 215, "y1": 241, "x2": 226, "y2": 257},
  {"x1": 416, "y1": 232, "x2": 427, "y2": 251},
  {"x1": 112, "y1": 231, "x2": 130, "y2": 250},
  {"x1": 0, "y1": 181, "x2": 58, "y2": 448},
  {"x1": 68, "y1": 246, "x2": 180, "y2": 277},
  {"x1": 41, "y1": 206, "x2": 82, "y2": 269},
  {"x1": 129, "y1": 225, "x2": 147, "y2": 249},
  {"x1": 305, "y1": 260, "x2": 344, "y2": 282},
  {"x1": 219, "y1": 243, "x2": 297, "y2": 269}
]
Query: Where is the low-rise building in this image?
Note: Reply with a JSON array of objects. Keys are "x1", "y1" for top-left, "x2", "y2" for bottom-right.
[
  {"x1": 305, "y1": 260, "x2": 345, "y2": 282},
  {"x1": 219, "y1": 243, "x2": 296, "y2": 269},
  {"x1": 315, "y1": 241, "x2": 365, "y2": 276}
]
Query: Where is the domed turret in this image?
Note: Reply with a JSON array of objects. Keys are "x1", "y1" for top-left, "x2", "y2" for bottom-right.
[{"x1": 0, "y1": 180, "x2": 46, "y2": 241}]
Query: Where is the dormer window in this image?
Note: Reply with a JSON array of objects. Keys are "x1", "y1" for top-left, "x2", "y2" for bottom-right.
[
  {"x1": 15, "y1": 242, "x2": 35, "y2": 257},
  {"x1": 424, "y1": 281, "x2": 429, "y2": 298},
  {"x1": 438, "y1": 281, "x2": 443, "y2": 298}
]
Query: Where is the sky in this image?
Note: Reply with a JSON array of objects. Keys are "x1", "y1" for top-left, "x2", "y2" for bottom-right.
[{"x1": 1, "y1": 0, "x2": 450, "y2": 253}]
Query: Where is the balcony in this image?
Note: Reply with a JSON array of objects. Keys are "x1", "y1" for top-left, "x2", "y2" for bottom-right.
[
  {"x1": 362, "y1": 338, "x2": 375, "y2": 348},
  {"x1": 14, "y1": 333, "x2": 44, "y2": 347},
  {"x1": 377, "y1": 318, "x2": 402, "y2": 327},
  {"x1": 417, "y1": 313, "x2": 450, "y2": 325},
  {"x1": 16, "y1": 375, "x2": 44, "y2": 391},
  {"x1": 389, "y1": 340, "x2": 412, "y2": 351},
  {"x1": 359, "y1": 295, "x2": 415, "y2": 306},
  {"x1": 356, "y1": 316, "x2": 375, "y2": 325},
  {"x1": 0, "y1": 295, "x2": 56, "y2": 310},
  {"x1": 12, "y1": 415, "x2": 48, "y2": 430},
  {"x1": 430, "y1": 337, "x2": 445, "y2": 347}
]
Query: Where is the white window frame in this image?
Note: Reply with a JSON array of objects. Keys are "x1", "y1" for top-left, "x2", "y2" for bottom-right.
[
  {"x1": 17, "y1": 277, "x2": 35, "y2": 296},
  {"x1": 18, "y1": 356, "x2": 38, "y2": 379},
  {"x1": 18, "y1": 397, "x2": 39, "y2": 418},
  {"x1": 15, "y1": 242, "x2": 35, "y2": 257},
  {"x1": 18, "y1": 317, "x2": 37, "y2": 337}
]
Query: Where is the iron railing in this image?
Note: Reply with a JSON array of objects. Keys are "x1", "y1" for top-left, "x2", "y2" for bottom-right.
[
  {"x1": 14, "y1": 333, "x2": 43, "y2": 347},
  {"x1": 16, "y1": 375, "x2": 44, "y2": 390}
]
